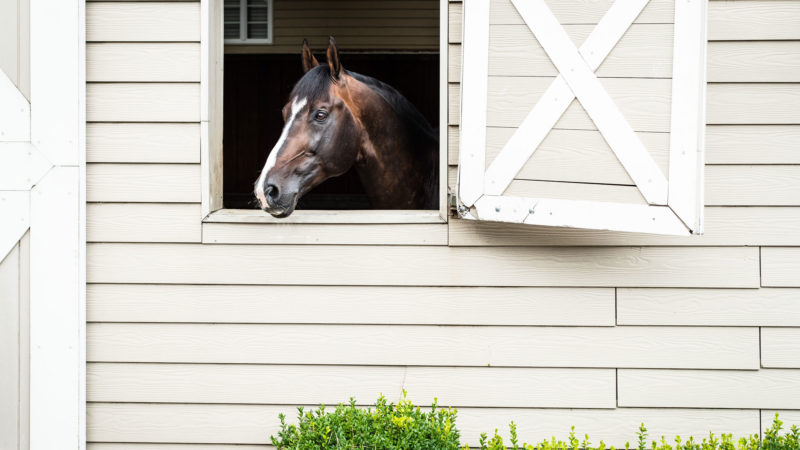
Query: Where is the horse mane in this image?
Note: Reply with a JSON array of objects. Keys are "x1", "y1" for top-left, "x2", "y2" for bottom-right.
[{"x1": 290, "y1": 65, "x2": 439, "y2": 153}]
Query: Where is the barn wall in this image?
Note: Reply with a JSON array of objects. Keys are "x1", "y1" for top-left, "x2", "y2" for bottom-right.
[
  {"x1": 85, "y1": 0, "x2": 800, "y2": 448},
  {"x1": 0, "y1": 0, "x2": 30, "y2": 100}
]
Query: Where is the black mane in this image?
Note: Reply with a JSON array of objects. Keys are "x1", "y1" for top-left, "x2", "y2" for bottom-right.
[{"x1": 290, "y1": 65, "x2": 439, "y2": 152}]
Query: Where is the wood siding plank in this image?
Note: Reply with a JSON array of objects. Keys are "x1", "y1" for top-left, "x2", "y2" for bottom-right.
[
  {"x1": 618, "y1": 288, "x2": 800, "y2": 326},
  {"x1": 86, "y1": 403, "x2": 758, "y2": 446},
  {"x1": 87, "y1": 2, "x2": 200, "y2": 42},
  {"x1": 87, "y1": 123, "x2": 200, "y2": 164},
  {"x1": 619, "y1": 369, "x2": 800, "y2": 409},
  {"x1": 202, "y1": 223, "x2": 447, "y2": 245},
  {"x1": 705, "y1": 166, "x2": 800, "y2": 206},
  {"x1": 87, "y1": 43, "x2": 200, "y2": 82},
  {"x1": 87, "y1": 203, "x2": 201, "y2": 243},
  {"x1": 708, "y1": 1, "x2": 800, "y2": 41},
  {"x1": 86, "y1": 285, "x2": 615, "y2": 325},
  {"x1": 761, "y1": 328, "x2": 800, "y2": 368},
  {"x1": 0, "y1": 245, "x2": 20, "y2": 450},
  {"x1": 87, "y1": 164, "x2": 200, "y2": 203},
  {"x1": 449, "y1": 207, "x2": 800, "y2": 246},
  {"x1": 87, "y1": 323, "x2": 759, "y2": 369},
  {"x1": 762, "y1": 248, "x2": 800, "y2": 287},
  {"x1": 707, "y1": 84, "x2": 800, "y2": 125},
  {"x1": 86, "y1": 244, "x2": 760, "y2": 287},
  {"x1": 708, "y1": 42, "x2": 800, "y2": 83},
  {"x1": 706, "y1": 126, "x2": 800, "y2": 164},
  {"x1": 87, "y1": 83, "x2": 200, "y2": 122},
  {"x1": 87, "y1": 363, "x2": 614, "y2": 408}
]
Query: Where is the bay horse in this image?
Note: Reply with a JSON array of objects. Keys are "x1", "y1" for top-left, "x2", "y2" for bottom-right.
[{"x1": 254, "y1": 37, "x2": 439, "y2": 217}]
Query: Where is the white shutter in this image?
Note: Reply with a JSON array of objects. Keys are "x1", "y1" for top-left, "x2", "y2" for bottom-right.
[
  {"x1": 456, "y1": 0, "x2": 707, "y2": 235},
  {"x1": 224, "y1": 0, "x2": 273, "y2": 45}
]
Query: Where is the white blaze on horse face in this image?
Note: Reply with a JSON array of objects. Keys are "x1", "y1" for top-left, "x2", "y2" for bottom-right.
[{"x1": 255, "y1": 96, "x2": 308, "y2": 207}]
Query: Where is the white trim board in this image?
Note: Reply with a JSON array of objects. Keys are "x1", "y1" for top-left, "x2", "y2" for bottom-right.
[{"x1": 456, "y1": 0, "x2": 707, "y2": 235}]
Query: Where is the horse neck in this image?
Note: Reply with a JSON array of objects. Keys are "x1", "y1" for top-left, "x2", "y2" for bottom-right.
[{"x1": 343, "y1": 79, "x2": 435, "y2": 208}]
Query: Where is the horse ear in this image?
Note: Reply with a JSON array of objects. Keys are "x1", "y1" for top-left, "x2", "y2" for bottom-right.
[
  {"x1": 301, "y1": 39, "x2": 319, "y2": 73},
  {"x1": 326, "y1": 36, "x2": 342, "y2": 80}
]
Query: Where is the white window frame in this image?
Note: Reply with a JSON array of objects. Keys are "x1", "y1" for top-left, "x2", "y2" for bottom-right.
[
  {"x1": 224, "y1": 0, "x2": 274, "y2": 45},
  {"x1": 201, "y1": 0, "x2": 449, "y2": 224},
  {"x1": 457, "y1": 0, "x2": 707, "y2": 235}
]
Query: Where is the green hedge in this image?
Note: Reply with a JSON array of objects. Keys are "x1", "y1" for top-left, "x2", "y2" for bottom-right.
[{"x1": 270, "y1": 393, "x2": 799, "y2": 450}]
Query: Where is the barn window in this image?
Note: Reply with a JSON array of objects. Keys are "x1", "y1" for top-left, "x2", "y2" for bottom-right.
[
  {"x1": 224, "y1": 0, "x2": 273, "y2": 45},
  {"x1": 202, "y1": 0, "x2": 448, "y2": 224},
  {"x1": 456, "y1": 0, "x2": 708, "y2": 235}
]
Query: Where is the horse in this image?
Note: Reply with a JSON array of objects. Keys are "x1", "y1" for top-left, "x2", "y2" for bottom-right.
[{"x1": 254, "y1": 37, "x2": 439, "y2": 217}]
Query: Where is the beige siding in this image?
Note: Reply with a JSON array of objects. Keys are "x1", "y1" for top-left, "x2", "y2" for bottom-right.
[
  {"x1": 0, "y1": 235, "x2": 29, "y2": 450},
  {"x1": 86, "y1": 0, "x2": 800, "y2": 448}
]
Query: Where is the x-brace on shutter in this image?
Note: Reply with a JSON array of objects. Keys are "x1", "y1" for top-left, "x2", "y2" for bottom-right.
[{"x1": 456, "y1": 0, "x2": 707, "y2": 235}]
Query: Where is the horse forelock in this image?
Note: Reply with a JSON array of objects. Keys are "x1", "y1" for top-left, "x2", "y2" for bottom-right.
[{"x1": 290, "y1": 65, "x2": 333, "y2": 105}]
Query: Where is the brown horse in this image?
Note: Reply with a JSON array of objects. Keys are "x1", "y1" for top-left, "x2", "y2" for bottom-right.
[{"x1": 254, "y1": 37, "x2": 439, "y2": 217}]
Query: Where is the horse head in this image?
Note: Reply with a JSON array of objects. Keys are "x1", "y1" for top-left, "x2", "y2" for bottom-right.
[{"x1": 254, "y1": 37, "x2": 363, "y2": 217}]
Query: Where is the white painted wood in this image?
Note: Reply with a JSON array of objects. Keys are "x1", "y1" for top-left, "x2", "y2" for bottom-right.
[
  {"x1": 487, "y1": 0, "x2": 676, "y2": 26},
  {"x1": 511, "y1": 0, "x2": 667, "y2": 205},
  {"x1": 86, "y1": 164, "x2": 200, "y2": 203},
  {"x1": 204, "y1": 209, "x2": 445, "y2": 224},
  {"x1": 86, "y1": 83, "x2": 200, "y2": 122},
  {"x1": 16, "y1": 232, "x2": 29, "y2": 450},
  {"x1": 87, "y1": 123, "x2": 200, "y2": 163},
  {"x1": 87, "y1": 203, "x2": 202, "y2": 243},
  {"x1": 472, "y1": 195, "x2": 689, "y2": 234},
  {"x1": 30, "y1": 167, "x2": 82, "y2": 450},
  {"x1": 87, "y1": 285, "x2": 614, "y2": 326},
  {"x1": 0, "y1": 244, "x2": 20, "y2": 450},
  {"x1": 484, "y1": 0, "x2": 652, "y2": 195},
  {"x1": 457, "y1": 0, "x2": 490, "y2": 207},
  {"x1": 0, "y1": 69, "x2": 31, "y2": 142},
  {"x1": 86, "y1": 2, "x2": 200, "y2": 42},
  {"x1": 87, "y1": 43, "x2": 200, "y2": 82},
  {"x1": 30, "y1": 0, "x2": 81, "y2": 165},
  {"x1": 619, "y1": 369, "x2": 800, "y2": 409},
  {"x1": 668, "y1": 0, "x2": 707, "y2": 232},
  {"x1": 449, "y1": 207, "x2": 800, "y2": 247},
  {"x1": 87, "y1": 363, "x2": 614, "y2": 408},
  {"x1": 87, "y1": 323, "x2": 758, "y2": 369},
  {"x1": 761, "y1": 328, "x2": 800, "y2": 368},
  {"x1": 761, "y1": 411, "x2": 800, "y2": 435},
  {"x1": 86, "y1": 403, "x2": 759, "y2": 446},
  {"x1": 86, "y1": 244, "x2": 761, "y2": 287},
  {"x1": 0, "y1": 143, "x2": 52, "y2": 190},
  {"x1": 203, "y1": 223, "x2": 448, "y2": 245},
  {"x1": 618, "y1": 288, "x2": 800, "y2": 326},
  {"x1": 708, "y1": 42, "x2": 800, "y2": 83},
  {"x1": 0, "y1": 192, "x2": 29, "y2": 262},
  {"x1": 762, "y1": 248, "x2": 800, "y2": 287},
  {"x1": 502, "y1": 179, "x2": 646, "y2": 204}
]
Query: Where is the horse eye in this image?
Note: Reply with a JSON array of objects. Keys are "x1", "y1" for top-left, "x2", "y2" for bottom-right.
[{"x1": 314, "y1": 110, "x2": 328, "y2": 122}]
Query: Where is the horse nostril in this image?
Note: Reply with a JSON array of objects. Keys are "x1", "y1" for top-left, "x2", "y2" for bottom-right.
[{"x1": 266, "y1": 184, "x2": 279, "y2": 200}]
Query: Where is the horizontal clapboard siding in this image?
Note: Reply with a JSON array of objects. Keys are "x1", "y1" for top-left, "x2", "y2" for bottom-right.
[
  {"x1": 761, "y1": 328, "x2": 800, "y2": 368},
  {"x1": 87, "y1": 43, "x2": 200, "y2": 82},
  {"x1": 87, "y1": 203, "x2": 202, "y2": 243},
  {"x1": 761, "y1": 248, "x2": 800, "y2": 287},
  {"x1": 86, "y1": 244, "x2": 760, "y2": 287},
  {"x1": 87, "y1": 323, "x2": 759, "y2": 369},
  {"x1": 86, "y1": 2, "x2": 200, "y2": 42},
  {"x1": 618, "y1": 369, "x2": 800, "y2": 409},
  {"x1": 617, "y1": 289, "x2": 800, "y2": 326},
  {"x1": 87, "y1": 285, "x2": 615, "y2": 325},
  {"x1": 86, "y1": 164, "x2": 200, "y2": 203},
  {"x1": 87, "y1": 84, "x2": 200, "y2": 122},
  {"x1": 86, "y1": 402, "x2": 760, "y2": 446},
  {"x1": 87, "y1": 123, "x2": 200, "y2": 163},
  {"x1": 202, "y1": 223, "x2": 448, "y2": 245},
  {"x1": 87, "y1": 363, "x2": 615, "y2": 408}
]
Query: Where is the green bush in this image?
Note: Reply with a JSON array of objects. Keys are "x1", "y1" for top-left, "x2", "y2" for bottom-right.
[
  {"x1": 471, "y1": 415, "x2": 800, "y2": 450},
  {"x1": 270, "y1": 391, "x2": 460, "y2": 449},
  {"x1": 270, "y1": 393, "x2": 799, "y2": 450}
]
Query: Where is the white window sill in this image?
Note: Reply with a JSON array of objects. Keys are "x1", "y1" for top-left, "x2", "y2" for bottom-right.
[{"x1": 204, "y1": 209, "x2": 447, "y2": 224}]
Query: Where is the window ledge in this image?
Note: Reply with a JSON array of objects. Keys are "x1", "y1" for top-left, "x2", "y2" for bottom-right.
[{"x1": 204, "y1": 209, "x2": 447, "y2": 224}]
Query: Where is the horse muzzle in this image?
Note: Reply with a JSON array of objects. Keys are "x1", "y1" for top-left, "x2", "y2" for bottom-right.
[{"x1": 258, "y1": 184, "x2": 298, "y2": 218}]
